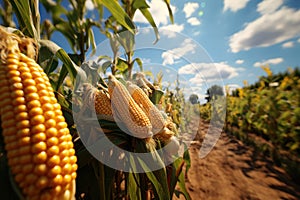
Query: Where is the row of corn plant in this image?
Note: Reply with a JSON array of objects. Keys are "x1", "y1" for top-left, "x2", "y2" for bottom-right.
[
  {"x1": 224, "y1": 66, "x2": 300, "y2": 183},
  {"x1": 0, "y1": 0, "x2": 191, "y2": 199}
]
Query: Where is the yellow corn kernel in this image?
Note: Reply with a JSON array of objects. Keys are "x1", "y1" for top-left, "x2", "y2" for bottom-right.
[
  {"x1": 108, "y1": 75, "x2": 152, "y2": 138},
  {"x1": 82, "y1": 83, "x2": 114, "y2": 121},
  {"x1": 0, "y1": 27, "x2": 76, "y2": 200},
  {"x1": 127, "y1": 82, "x2": 166, "y2": 134},
  {"x1": 94, "y1": 89, "x2": 113, "y2": 119}
]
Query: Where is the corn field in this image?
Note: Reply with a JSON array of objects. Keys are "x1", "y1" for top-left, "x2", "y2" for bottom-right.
[
  {"x1": 200, "y1": 66, "x2": 300, "y2": 183},
  {"x1": 0, "y1": 0, "x2": 192, "y2": 200}
]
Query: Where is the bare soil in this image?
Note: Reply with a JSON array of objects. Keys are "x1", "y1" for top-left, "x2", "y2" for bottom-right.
[{"x1": 174, "y1": 119, "x2": 300, "y2": 200}]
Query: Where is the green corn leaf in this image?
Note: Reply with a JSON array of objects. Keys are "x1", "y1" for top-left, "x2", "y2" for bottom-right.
[
  {"x1": 150, "y1": 89, "x2": 164, "y2": 105},
  {"x1": 10, "y1": 0, "x2": 38, "y2": 39},
  {"x1": 132, "y1": 0, "x2": 150, "y2": 9},
  {"x1": 132, "y1": 0, "x2": 159, "y2": 43},
  {"x1": 163, "y1": 0, "x2": 174, "y2": 24},
  {"x1": 40, "y1": 0, "x2": 67, "y2": 23},
  {"x1": 101, "y1": 61, "x2": 112, "y2": 74},
  {"x1": 183, "y1": 147, "x2": 191, "y2": 174},
  {"x1": 138, "y1": 8, "x2": 159, "y2": 43},
  {"x1": 116, "y1": 31, "x2": 135, "y2": 56},
  {"x1": 97, "y1": 0, "x2": 135, "y2": 33},
  {"x1": 54, "y1": 91, "x2": 71, "y2": 110},
  {"x1": 87, "y1": 27, "x2": 97, "y2": 56},
  {"x1": 38, "y1": 43, "x2": 59, "y2": 74},
  {"x1": 175, "y1": 159, "x2": 191, "y2": 200},
  {"x1": 29, "y1": 0, "x2": 40, "y2": 38},
  {"x1": 55, "y1": 21, "x2": 77, "y2": 52},
  {"x1": 56, "y1": 49, "x2": 87, "y2": 86},
  {"x1": 108, "y1": 33, "x2": 120, "y2": 57},
  {"x1": 116, "y1": 58, "x2": 129, "y2": 73},
  {"x1": 133, "y1": 58, "x2": 143, "y2": 71},
  {"x1": 98, "y1": 55, "x2": 113, "y2": 63},
  {"x1": 136, "y1": 157, "x2": 170, "y2": 200},
  {"x1": 169, "y1": 158, "x2": 185, "y2": 198},
  {"x1": 55, "y1": 64, "x2": 68, "y2": 91},
  {"x1": 38, "y1": 47, "x2": 58, "y2": 75},
  {"x1": 128, "y1": 155, "x2": 142, "y2": 200},
  {"x1": 39, "y1": 40, "x2": 87, "y2": 89}
]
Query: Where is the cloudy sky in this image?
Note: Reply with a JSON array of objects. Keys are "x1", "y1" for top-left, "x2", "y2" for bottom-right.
[
  {"x1": 45, "y1": 0, "x2": 300, "y2": 101},
  {"x1": 131, "y1": 0, "x2": 300, "y2": 99}
]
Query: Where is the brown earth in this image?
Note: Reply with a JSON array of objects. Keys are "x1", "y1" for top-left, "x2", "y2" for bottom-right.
[{"x1": 174, "y1": 119, "x2": 300, "y2": 200}]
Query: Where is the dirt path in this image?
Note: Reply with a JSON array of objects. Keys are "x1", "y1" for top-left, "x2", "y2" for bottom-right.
[{"x1": 175, "y1": 120, "x2": 300, "y2": 200}]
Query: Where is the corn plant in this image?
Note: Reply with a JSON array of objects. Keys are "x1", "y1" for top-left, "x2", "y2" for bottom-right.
[
  {"x1": 225, "y1": 67, "x2": 300, "y2": 182},
  {"x1": 0, "y1": 0, "x2": 192, "y2": 199}
]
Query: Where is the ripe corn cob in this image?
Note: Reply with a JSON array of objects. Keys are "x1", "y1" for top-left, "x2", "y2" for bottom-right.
[
  {"x1": 127, "y1": 82, "x2": 165, "y2": 134},
  {"x1": 82, "y1": 83, "x2": 114, "y2": 121},
  {"x1": 0, "y1": 27, "x2": 76, "y2": 200},
  {"x1": 107, "y1": 75, "x2": 152, "y2": 139}
]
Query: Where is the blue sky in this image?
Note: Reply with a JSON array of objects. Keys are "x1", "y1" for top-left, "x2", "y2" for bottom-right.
[
  {"x1": 130, "y1": 0, "x2": 300, "y2": 99},
  {"x1": 21, "y1": 0, "x2": 300, "y2": 101},
  {"x1": 88, "y1": 0, "x2": 300, "y2": 102}
]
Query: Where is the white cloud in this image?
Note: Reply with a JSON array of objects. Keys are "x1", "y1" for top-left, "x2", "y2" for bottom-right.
[
  {"x1": 282, "y1": 41, "x2": 294, "y2": 48},
  {"x1": 226, "y1": 84, "x2": 241, "y2": 89},
  {"x1": 162, "y1": 39, "x2": 196, "y2": 65},
  {"x1": 179, "y1": 62, "x2": 241, "y2": 85},
  {"x1": 183, "y1": 87, "x2": 206, "y2": 102},
  {"x1": 235, "y1": 59, "x2": 244, "y2": 64},
  {"x1": 189, "y1": 73, "x2": 206, "y2": 85},
  {"x1": 225, "y1": 84, "x2": 241, "y2": 95},
  {"x1": 298, "y1": 38, "x2": 300, "y2": 43},
  {"x1": 141, "y1": 58, "x2": 151, "y2": 64},
  {"x1": 85, "y1": 0, "x2": 94, "y2": 10},
  {"x1": 257, "y1": 0, "x2": 284, "y2": 15},
  {"x1": 223, "y1": 0, "x2": 249, "y2": 12},
  {"x1": 183, "y1": 2, "x2": 199, "y2": 18},
  {"x1": 254, "y1": 57, "x2": 284, "y2": 67},
  {"x1": 160, "y1": 24, "x2": 184, "y2": 38},
  {"x1": 193, "y1": 31, "x2": 200, "y2": 36},
  {"x1": 133, "y1": 0, "x2": 176, "y2": 26},
  {"x1": 139, "y1": 28, "x2": 151, "y2": 34},
  {"x1": 229, "y1": 7, "x2": 300, "y2": 53},
  {"x1": 187, "y1": 17, "x2": 201, "y2": 26}
]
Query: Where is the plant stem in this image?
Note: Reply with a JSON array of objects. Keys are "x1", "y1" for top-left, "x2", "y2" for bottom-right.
[
  {"x1": 127, "y1": 51, "x2": 133, "y2": 80},
  {"x1": 98, "y1": 162, "x2": 106, "y2": 200}
]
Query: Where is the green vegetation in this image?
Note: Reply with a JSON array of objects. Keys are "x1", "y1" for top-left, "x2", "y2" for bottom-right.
[
  {"x1": 200, "y1": 66, "x2": 300, "y2": 182},
  {"x1": 0, "y1": 0, "x2": 192, "y2": 199}
]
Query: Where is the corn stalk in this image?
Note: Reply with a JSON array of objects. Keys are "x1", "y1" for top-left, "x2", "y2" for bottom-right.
[{"x1": 0, "y1": 0, "x2": 192, "y2": 199}]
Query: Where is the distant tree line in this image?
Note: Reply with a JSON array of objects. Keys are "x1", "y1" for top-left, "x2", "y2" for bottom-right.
[{"x1": 205, "y1": 85, "x2": 224, "y2": 102}]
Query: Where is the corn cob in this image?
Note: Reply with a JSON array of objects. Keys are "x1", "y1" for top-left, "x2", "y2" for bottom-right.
[
  {"x1": 127, "y1": 82, "x2": 166, "y2": 134},
  {"x1": 107, "y1": 75, "x2": 152, "y2": 139},
  {"x1": 82, "y1": 83, "x2": 114, "y2": 121},
  {"x1": 0, "y1": 27, "x2": 76, "y2": 200}
]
